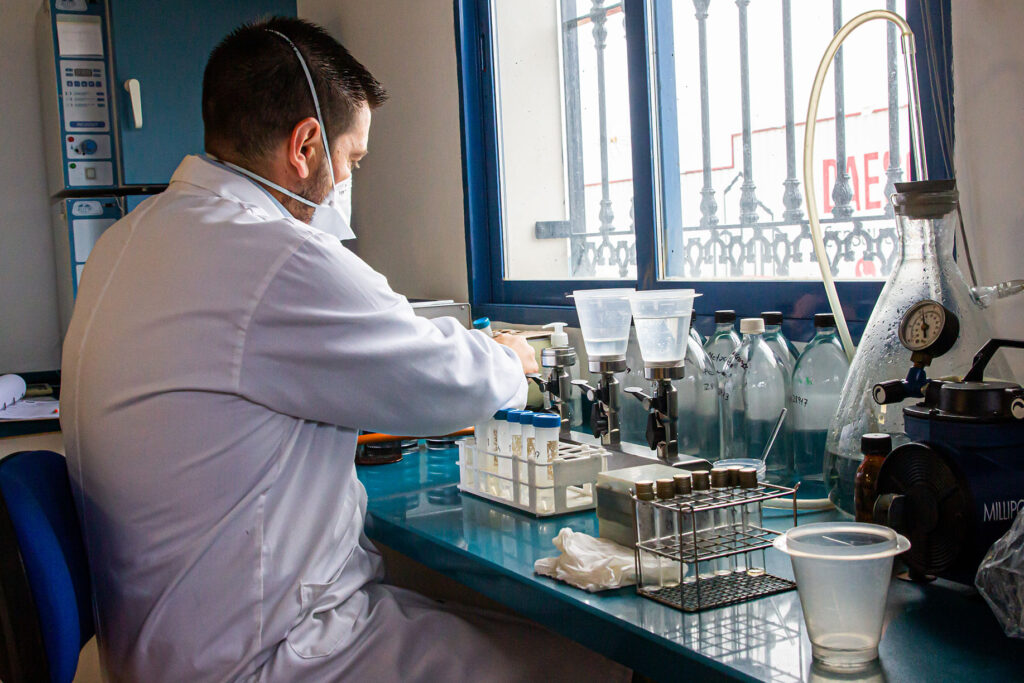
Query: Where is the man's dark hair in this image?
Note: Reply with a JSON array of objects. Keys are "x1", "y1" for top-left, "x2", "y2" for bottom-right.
[{"x1": 202, "y1": 16, "x2": 387, "y2": 164}]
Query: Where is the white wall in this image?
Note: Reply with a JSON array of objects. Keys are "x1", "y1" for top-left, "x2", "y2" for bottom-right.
[
  {"x1": 298, "y1": 0, "x2": 471, "y2": 302},
  {"x1": 953, "y1": 1, "x2": 1024, "y2": 346},
  {"x1": 0, "y1": 0, "x2": 62, "y2": 373}
]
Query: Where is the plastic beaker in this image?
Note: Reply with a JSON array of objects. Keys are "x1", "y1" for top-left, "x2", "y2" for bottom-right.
[
  {"x1": 628, "y1": 290, "x2": 699, "y2": 365},
  {"x1": 572, "y1": 289, "x2": 635, "y2": 360},
  {"x1": 773, "y1": 522, "x2": 910, "y2": 670}
]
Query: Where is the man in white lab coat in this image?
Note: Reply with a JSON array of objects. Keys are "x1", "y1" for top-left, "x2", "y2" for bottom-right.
[{"x1": 61, "y1": 16, "x2": 630, "y2": 683}]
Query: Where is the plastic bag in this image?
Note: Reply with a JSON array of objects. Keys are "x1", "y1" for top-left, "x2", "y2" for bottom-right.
[
  {"x1": 976, "y1": 509, "x2": 1024, "y2": 638},
  {"x1": 534, "y1": 528, "x2": 636, "y2": 592},
  {"x1": 534, "y1": 527, "x2": 683, "y2": 592}
]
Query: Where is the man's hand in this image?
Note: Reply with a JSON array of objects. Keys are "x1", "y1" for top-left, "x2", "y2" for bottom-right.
[{"x1": 494, "y1": 333, "x2": 540, "y2": 375}]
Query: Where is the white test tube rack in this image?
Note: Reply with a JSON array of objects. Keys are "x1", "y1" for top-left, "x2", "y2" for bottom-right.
[{"x1": 457, "y1": 438, "x2": 608, "y2": 517}]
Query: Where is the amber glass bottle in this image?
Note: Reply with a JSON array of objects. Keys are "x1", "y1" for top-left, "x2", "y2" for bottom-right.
[{"x1": 854, "y1": 433, "x2": 893, "y2": 522}]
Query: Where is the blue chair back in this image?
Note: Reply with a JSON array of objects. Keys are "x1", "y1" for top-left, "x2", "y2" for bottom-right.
[{"x1": 0, "y1": 450, "x2": 94, "y2": 683}]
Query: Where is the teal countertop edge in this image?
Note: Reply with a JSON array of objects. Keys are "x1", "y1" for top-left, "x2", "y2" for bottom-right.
[{"x1": 358, "y1": 444, "x2": 1024, "y2": 683}]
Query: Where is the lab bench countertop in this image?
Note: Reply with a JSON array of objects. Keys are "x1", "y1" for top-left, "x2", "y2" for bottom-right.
[{"x1": 356, "y1": 444, "x2": 1024, "y2": 683}]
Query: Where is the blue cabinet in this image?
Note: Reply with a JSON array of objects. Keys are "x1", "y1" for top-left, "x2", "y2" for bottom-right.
[{"x1": 108, "y1": 0, "x2": 296, "y2": 185}]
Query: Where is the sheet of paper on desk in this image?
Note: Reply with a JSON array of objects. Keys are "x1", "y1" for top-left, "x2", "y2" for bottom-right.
[
  {"x1": 0, "y1": 398, "x2": 60, "y2": 421},
  {"x1": 1, "y1": 374, "x2": 28, "y2": 410}
]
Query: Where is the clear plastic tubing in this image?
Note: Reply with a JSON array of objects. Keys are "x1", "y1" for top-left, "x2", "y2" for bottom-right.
[
  {"x1": 803, "y1": 10, "x2": 927, "y2": 361},
  {"x1": 655, "y1": 478, "x2": 680, "y2": 588}
]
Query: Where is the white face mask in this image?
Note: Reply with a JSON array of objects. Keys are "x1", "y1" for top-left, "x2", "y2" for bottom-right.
[{"x1": 218, "y1": 29, "x2": 355, "y2": 241}]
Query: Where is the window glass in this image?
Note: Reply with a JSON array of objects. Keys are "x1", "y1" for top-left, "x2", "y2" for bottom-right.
[
  {"x1": 652, "y1": 0, "x2": 908, "y2": 281},
  {"x1": 492, "y1": 0, "x2": 637, "y2": 280}
]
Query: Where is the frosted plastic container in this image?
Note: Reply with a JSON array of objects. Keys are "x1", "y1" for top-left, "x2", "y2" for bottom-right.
[
  {"x1": 628, "y1": 290, "x2": 699, "y2": 365},
  {"x1": 774, "y1": 523, "x2": 910, "y2": 670},
  {"x1": 572, "y1": 289, "x2": 635, "y2": 359}
]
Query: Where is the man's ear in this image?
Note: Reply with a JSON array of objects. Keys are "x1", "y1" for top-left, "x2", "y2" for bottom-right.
[{"x1": 286, "y1": 117, "x2": 322, "y2": 179}]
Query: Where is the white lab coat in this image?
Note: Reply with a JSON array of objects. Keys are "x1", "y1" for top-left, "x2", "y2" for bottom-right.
[{"x1": 61, "y1": 156, "x2": 629, "y2": 682}]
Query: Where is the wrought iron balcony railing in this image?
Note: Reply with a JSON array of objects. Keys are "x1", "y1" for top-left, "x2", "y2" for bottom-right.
[{"x1": 535, "y1": 0, "x2": 906, "y2": 281}]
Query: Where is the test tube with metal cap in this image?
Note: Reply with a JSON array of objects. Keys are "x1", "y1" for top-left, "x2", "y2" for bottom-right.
[
  {"x1": 726, "y1": 465, "x2": 744, "y2": 488},
  {"x1": 725, "y1": 465, "x2": 745, "y2": 573},
  {"x1": 673, "y1": 473, "x2": 692, "y2": 497},
  {"x1": 710, "y1": 468, "x2": 733, "y2": 576},
  {"x1": 739, "y1": 467, "x2": 766, "y2": 576},
  {"x1": 634, "y1": 481, "x2": 660, "y2": 591},
  {"x1": 655, "y1": 478, "x2": 680, "y2": 588},
  {"x1": 672, "y1": 473, "x2": 695, "y2": 584},
  {"x1": 690, "y1": 470, "x2": 714, "y2": 579}
]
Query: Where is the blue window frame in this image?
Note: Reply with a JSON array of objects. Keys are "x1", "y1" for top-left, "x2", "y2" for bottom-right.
[{"x1": 456, "y1": 0, "x2": 952, "y2": 339}]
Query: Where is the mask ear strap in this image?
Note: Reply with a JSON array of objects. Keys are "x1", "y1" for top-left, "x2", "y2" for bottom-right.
[
  {"x1": 265, "y1": 29, "x2": 337, "y2": 185},
  {"x1": 209, "y1": 153, "x2": 319, "y2": 209}
]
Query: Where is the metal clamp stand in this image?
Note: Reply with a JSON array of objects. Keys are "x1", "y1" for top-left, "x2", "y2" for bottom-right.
[
  {"x1": 528, "y1": 346, "x2": 578, "y2": 441},
  {"x1": 572, "y1": 357, "x2": 627, "y2": 448},
  {"x1": 625, "y1": 364, "x2": 684, "y2": 462}
]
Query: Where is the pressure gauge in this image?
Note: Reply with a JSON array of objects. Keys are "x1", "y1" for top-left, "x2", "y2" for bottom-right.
[{"x1": 898, "y1": 299, "x2": 959, "y2": 358}]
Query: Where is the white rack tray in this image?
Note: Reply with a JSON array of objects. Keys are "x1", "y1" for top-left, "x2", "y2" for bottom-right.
[{"x1": 457, "y1": 438, "x2": 608, "y2": 516}]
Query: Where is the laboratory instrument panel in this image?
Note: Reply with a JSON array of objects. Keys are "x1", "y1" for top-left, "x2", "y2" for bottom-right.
[
  {"x1": 50, "y1": 197, "x2": 123, "y2": 333},
  {"x1": 872, "y1": 306, "x2": 1024, "y2": 584},
  {"x1": 37, "y1": 0, "x2": 119, "y2": 194}
]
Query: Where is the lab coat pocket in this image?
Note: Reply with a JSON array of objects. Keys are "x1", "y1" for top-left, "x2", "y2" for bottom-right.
[{"x1": 287, "y1": 576, "x2": 359, "y2": 659}]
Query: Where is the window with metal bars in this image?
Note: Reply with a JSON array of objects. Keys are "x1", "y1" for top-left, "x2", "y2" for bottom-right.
[{"x1": 457, "y1": 0, "x2": 952, "y2": 337}]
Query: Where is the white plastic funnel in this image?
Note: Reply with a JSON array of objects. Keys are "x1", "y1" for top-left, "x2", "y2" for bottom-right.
[
  {"x1": 572, "y1": 289, "x2": 635, "y2": 360},
  {"x1": 774, "y1": 522, "x2": 910, "y2": 671},
  {"x1": 628, "y1": 290, "x2": 700, "y2": 365}
]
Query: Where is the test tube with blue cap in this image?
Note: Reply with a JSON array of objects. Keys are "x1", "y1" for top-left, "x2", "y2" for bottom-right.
[
  {"x1": 482, "y1": 409, "x2": 508, "y2": 495},
  {"x1": 473, "y1": 317, "x2": 495, "y2": 337},
  {"x1": 502, "y1": 410, "x2": 526, "y2": 500},
  {"x1": 517, "y1": 410, "x2": 536, "y2": 504},
  {"x1": 532, "y1": 413, "x2": 561, "y2": 486}
]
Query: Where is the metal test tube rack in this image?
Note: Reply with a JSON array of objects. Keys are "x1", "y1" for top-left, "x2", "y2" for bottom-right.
[{"x1": 632, "y1": 482, "x2": 799, "y2": 613}]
